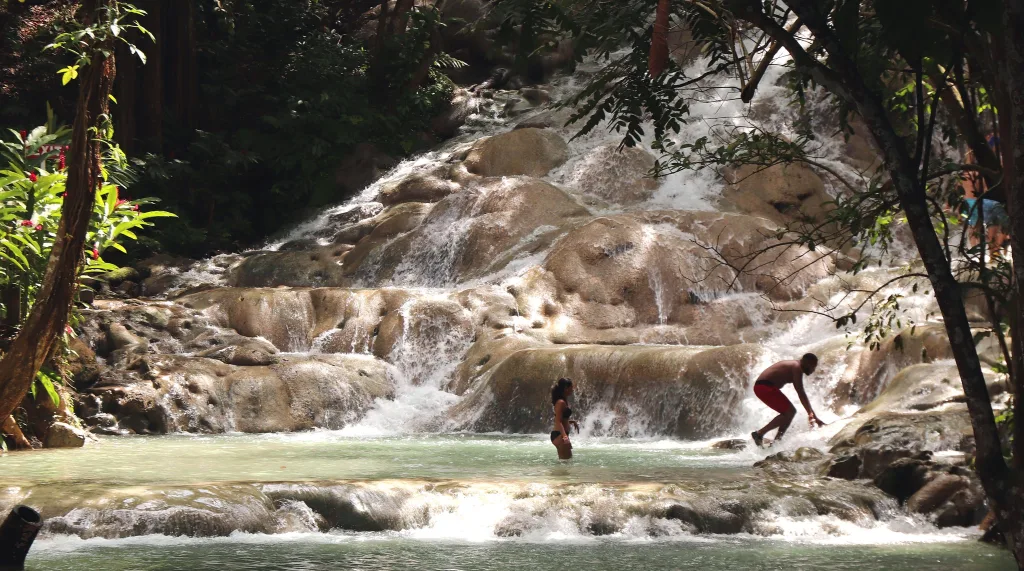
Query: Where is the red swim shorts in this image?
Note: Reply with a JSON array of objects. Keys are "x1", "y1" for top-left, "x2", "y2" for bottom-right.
[{"x1": 754, "y1": 382, "x2": 795, "y2": 414}]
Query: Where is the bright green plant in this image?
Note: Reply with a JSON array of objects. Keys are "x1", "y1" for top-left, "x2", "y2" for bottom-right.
[{"x1": 0, "y1": 109, "x2": 173, "y2": 402}]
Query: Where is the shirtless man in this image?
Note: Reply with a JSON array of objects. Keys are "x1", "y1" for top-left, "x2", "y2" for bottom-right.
[{"x1": 750, "y1": 354, "x2": 824, "y2": 447}]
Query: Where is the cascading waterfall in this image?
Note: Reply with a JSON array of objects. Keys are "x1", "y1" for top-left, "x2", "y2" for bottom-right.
[
  {"x1": 8, "y1": 43, "x2": 1012, "y2": 570},
  {"x1": 340, "y1": 295, "x2": 476, "y2": 435}
]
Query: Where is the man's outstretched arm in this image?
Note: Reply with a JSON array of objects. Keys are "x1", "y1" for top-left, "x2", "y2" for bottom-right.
[{"x1": 794, "y1": 378, "x2": 824, "y2": 426}]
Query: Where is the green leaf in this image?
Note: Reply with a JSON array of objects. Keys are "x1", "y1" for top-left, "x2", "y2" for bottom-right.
[
  {"x1": 136, "y1": 211, "x2": 177, "y2": 220},
  {"x1": 58, "y1": 65, "x2": 80, "y2": 86},
  {"x1": 35, "y1": 370, "x2": 61, "y2": 409},
  {"x1": 0, "y1": 239, "x2": 30, "y2": 270}
]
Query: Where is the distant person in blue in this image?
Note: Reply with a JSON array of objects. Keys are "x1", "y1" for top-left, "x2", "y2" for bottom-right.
[
  {"x1": 963, "y1": 197, "x2": 1009, "y2": 253},
  {"x1": 960, "y1": 133, "x2": 1009, "y2": 255}
]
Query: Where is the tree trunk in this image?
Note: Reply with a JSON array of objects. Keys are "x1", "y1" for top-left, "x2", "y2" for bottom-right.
[
  {"x1": 1000, "y1": 0, "x2": 1024, "y2": 467},
  {"x1": 649, "y1": 0, "x2": 670, "y2": 77},
  {"x1": 997, "y1": 0, "x2": 1024, "y2": 561},
  {"x1": 764, "y1": 0, "x2": 1021, "y2": 565},
  {"x1": 0, "y1": 0, "x2": 116, "y2": 426},
  {"x1": 113, "y1": 38, "x2": 139, "y2": 155},
  {"x1": 137, "y1": 0, "x2": 163, "y2": 152},
  {"x1": 1, "y1": 415, "x2": 31, "y2": 450},
  {"x1": 167, "y1": 0, "x2": 197, "y2": 131}
]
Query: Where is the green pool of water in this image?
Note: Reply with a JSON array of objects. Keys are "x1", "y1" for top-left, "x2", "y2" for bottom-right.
[
  {"x1": 2, "y1": 433, "x2": 1016, "y2": 570},
  {"x1": 0, "y1": 432, "x2": 753, "y2": 486},
  {"x1": 25, "y1": 536, "x2": 1016, "y2": 570}
]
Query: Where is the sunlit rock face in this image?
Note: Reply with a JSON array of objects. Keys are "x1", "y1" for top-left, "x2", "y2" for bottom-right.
[
  {"x1": 720, "y1": 163, "x2": 833, "y2": 228},
  {"x1": 79, "y1": 353, "x2": 396, "y2": 434},
  {"x1": 70, "y1": 45, "x2": 1003, "y2": 465},
  {"x1": 462, "y1": 128, "x2": 569, "y2": 177},
  {"x1": 448, "y1": 343, "x2": 767, "y2": 437}
]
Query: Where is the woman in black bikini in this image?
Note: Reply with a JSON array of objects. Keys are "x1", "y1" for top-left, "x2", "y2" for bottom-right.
[{"x1": 550, "y1": 378, "x2": 580, "y2": 459}]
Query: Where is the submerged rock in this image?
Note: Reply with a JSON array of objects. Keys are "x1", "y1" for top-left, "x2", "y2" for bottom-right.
[{"x1": 567, "y1": 144, "x2": 659, "y2": 206}]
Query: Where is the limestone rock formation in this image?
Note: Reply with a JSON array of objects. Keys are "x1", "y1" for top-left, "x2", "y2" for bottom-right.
[
  {"x1": 463, "y1": 128, "x2": 569, "y2": 177},
  {"x1": 449, "y1": 343, "x2": 767, "y2": 437},
  {"x1": 43, "y1": 422, "x2": 87, "y2": 448},
  {"x1": 567, "y1": 144, "x2": 659, "y2": 205},
  {"x1": 720, "y1": 163, "x2": 832, "y2": 227},
  {"x1": 83, "y1": 354, "x2": 396, "y2": 434}
]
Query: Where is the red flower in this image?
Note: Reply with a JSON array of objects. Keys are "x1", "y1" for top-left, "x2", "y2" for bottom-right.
[
  {"x1": 34, "y1": 224, "x2": 43, "y2": 231},
  {"x1": 62, "y1": 192, "x2": 67, "y2": 198},
  {"x1": 20, "y1": 220, "x2": 33, "y2": 227},
  {"x1": 28, "y1": 172, "x2": 37, "y2": 183},
  {"x1": 91, "y1": 248, "x2": 99, "y2": 260},
  {"x1": 19, "y1": 130, "x2": 27, "y2": 140},
  {"x1": 131, "y1": 204, "x2": 140, "y2": 212},
  {"x1": 65, "y1": 325, "x2": 73, "y2": 335},
  {"x1": 58, "y1": 150, "x2": 66, "y2": 171}
]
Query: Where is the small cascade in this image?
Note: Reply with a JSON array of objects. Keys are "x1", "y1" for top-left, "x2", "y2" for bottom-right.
[{"x1": 340, "y1": 295, "x2": 475, "y2": 435}]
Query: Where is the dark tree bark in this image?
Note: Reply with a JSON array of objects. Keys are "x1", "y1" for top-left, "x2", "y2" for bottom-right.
[
  {"x1": 1000, "y1": 0, "x2": 1024, "y2": 462},
  {"x1": 114, "y1": 37, "x2": 139, "y2": 154},
  {"x1": 0, "y1": 414, "x2": 30, "y2": 450},
  {"x1": 997, "y1": 8, "x2": 1024, "y2": 566},
  {"x1": 166, "y1": 0, "x2": 197, "y2": 131},
  {"x1": 137, "y1": 0, "x2": 163, "y2": 152},
  {"x1": 726, "y1": 0, "x2": 1023, "y2": 565},
  {"x1": 649, "y1": 0, "x2": 670, "y2": 77},
  {"x1": 0, "y1": 0, "x2": 116, "y2": 428}
]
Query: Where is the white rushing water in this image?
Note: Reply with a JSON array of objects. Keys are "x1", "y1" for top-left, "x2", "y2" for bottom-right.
[{"x1": 165, "y1": 45, "x2": 936, "y2": 442}]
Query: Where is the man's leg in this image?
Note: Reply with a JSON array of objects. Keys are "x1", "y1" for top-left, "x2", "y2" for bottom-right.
[
  {"x1": 773, "y1": 408, "x2": 797, "y2": 441},
  {"x1": 755, "y1": 413, "x2": 785, "y2": 438}
]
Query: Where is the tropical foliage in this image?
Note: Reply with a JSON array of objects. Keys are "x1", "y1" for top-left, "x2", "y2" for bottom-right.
[{"x1": 0, "y1": 108, "x2": 173, "y2": 404}]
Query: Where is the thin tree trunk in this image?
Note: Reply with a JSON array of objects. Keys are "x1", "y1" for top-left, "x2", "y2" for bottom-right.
[
  {"x1": 997, "y1": 3, "x2": 1024, "y2": 563},
  {"x1": 732, "y1": 0, "x2": 1022, "y2": 564},
  {"x1": 0, "y1": 0, "x2": 116, "y2": 427},
  {"x1": 999, "y1": 0, "x2": 1024, "y2": 472},
  {"x1": 137, "y1": 0, "x2": 163, "y2": 152},
  {"x1": 1, "y1": 415, "x2": 31, "y2": 450},
  {"x1": 649, "y1": 0, "x2": 670, "y2": 77}
]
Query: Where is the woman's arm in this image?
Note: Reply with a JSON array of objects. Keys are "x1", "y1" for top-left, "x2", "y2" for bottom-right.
[{"x1": 555, "y1": 401, "x2": 572, "y2": 442}]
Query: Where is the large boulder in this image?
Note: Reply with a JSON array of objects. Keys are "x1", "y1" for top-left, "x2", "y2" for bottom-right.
[
  {"x1": 229, "y1": 248, "x2": 347, "y2": 289},
  {"x1": 378, "y1": 172, "x2": 460, "y2": 206},
  {"x1": 536, "y1": 211, "x2": 833, "y2": 330},
  {"x1": 720, "y1": 163, "x2": 832, "y2": 227},
  {"x1": 180, "y1": 288, "x2": 320, "y2": 352},
  {"x1": 334, "y1": 142, "x2": 396, "y2": 197},
  {"x1": 463, "y1": 128, "x2": 569, "y2": 177},
  {"x1": 448, "y1": 343, "x2": 767, "y2": 437},
  {"x1": 178, "y1": 287, "x2": 420, "y2": 354},
  {"x1": 566, "y1": 144, "x2": 659, "y2": 206},
  {"x1": 87, "y1": 354, "x2": 396, "y2": 434},
  {"x1": 43, "y1": 422, "x2": 87, "y2": 448},
  {"x1": 827, "y1": 324, "x2": 1003, "y2": 407},
  {"x1": 349, "y1": 177, "x2": 589, "y2": 284}
]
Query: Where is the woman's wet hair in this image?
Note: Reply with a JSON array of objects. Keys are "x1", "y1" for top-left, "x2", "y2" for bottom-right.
[{"x1": 551, "y1": 377, "x2": 573, "y2": 405}]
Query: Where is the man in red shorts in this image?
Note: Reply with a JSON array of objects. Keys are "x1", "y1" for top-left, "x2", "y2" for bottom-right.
[{"x1": 751, "y1": 354, "x2": 825, "y2": 447}]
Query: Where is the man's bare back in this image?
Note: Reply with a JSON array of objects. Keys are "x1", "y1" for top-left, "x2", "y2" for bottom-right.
[{"x1": 755, "y1": 360, "x2": 804, "y2": 388}]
